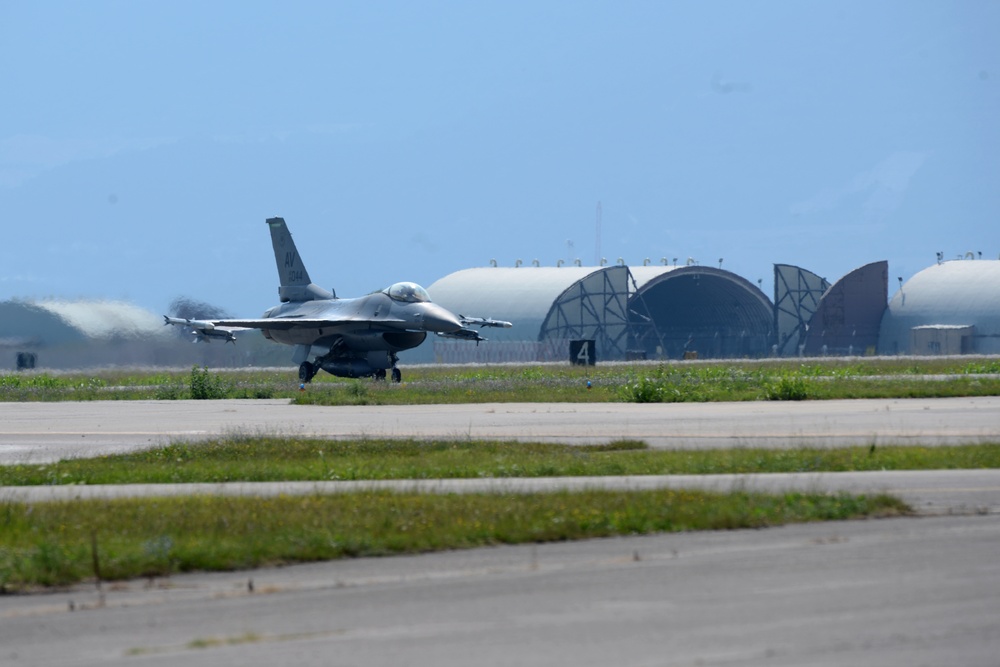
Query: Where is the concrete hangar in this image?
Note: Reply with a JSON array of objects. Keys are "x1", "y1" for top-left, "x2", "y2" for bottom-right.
[{"x1": 420, "y1": 257, "x2": 1000, "y2": 364}]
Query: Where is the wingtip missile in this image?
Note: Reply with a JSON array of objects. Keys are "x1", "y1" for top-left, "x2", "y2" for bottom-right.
[
  {"x1": 163, "y1": 316, "x2": 235, "y2": 343},
  {"x1": 459, "y1": 315, "x2": 512, "y2": 329},
  {"x1": 164, "y1": 316, "x2": 216, "y2": 330}
]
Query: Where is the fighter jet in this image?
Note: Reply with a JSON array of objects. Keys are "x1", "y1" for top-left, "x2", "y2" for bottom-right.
[{"x1": 165, "y1": 217, "x2": 511, "y2": 382}]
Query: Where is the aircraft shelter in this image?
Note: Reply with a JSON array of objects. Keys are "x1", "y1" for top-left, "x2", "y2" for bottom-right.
[
  {"x1": 425, "y1": 263, "x2": 775, "y2": 363},
  {"x1": 424, "y1": 257, "x2": 1000, "y2": 363}
]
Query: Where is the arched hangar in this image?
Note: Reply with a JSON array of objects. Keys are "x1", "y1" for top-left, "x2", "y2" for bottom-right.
[
  {"x1": 628, "y1": 265, "x2": 773, "y2": 359},
  {"x1": 800, "y1": 261, "x2": 888, "y2": 356},
  {"x1": 424, "y1": 264, "x2": 774, "y2": 363}
]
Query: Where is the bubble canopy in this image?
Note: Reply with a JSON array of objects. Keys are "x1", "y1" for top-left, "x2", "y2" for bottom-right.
[{"x1": 384, "y1": 282, "x2": 431, "y2": 303}]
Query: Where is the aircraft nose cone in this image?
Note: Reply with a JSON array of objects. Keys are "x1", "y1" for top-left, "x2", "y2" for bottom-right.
[{"x1": 422, "y1": 305, "x2": 462, "y2": 332}]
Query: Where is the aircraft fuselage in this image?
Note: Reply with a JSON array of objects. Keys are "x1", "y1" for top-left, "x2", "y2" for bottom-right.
[{"x1": 259, "y1": 291, "x2": 461, "y2": 353}]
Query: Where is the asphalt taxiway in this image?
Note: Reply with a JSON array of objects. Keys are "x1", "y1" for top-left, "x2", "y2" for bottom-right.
[
  {"x1": 1, "y1": 515, "x2": 997, "y2": 666},
  {"x1": 2, "y1": 395, "x2": 999, "y2": 464}
]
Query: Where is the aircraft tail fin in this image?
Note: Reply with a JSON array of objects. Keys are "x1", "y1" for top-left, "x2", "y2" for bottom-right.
[{"x1": 267, "y1": 217, "x2": 334, "y2": 302}]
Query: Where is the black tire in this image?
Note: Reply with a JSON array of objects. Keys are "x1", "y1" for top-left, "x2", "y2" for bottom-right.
[
  {"x1": 375, "y1": 369, "x2": 387, "y2": 381},
  {"x1": 391, "y1": 368, "x2": 402, "y2": 383},
  {"x1": 298, "y1": 361, "x2": 315, "y2": 383}
]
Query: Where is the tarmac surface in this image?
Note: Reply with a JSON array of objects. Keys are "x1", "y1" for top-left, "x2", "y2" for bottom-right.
[
  {"x1": 1, "y1": 516, "x2": 997, "y2": 666},
  {"x1": 2, "y1": 395, "x2": 999, "y2": 464},
  {"x1": 2, "y1": 397, "x2": 999, "y2": 665}
]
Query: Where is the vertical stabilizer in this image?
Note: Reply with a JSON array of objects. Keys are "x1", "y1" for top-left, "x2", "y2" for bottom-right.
[{"x1": 266, "y1": 218, "x2": 334, "y2": 302}]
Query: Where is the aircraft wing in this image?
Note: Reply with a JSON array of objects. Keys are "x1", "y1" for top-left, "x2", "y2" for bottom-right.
[
  {"x1": 205, "y1": 317, "x2": 408, "y2": 330},
  {"x1": 164, "y1": 314, "x2": 410, "y2": 339}
]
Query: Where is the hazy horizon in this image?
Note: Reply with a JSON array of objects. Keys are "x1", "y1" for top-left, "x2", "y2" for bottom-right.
[{"x1": 2, "y1": 1, "x2": 997, "y2": 317}]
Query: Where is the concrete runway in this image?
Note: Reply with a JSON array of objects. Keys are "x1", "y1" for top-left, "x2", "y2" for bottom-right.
[
  {"x1": 2, "y1": 397, "x2": 999, "y2": 665},
  {"x1": 1, "y1": 516, "x2": 998, "y2": 666},
  {"x1": 2, "y1": 395, "x2": 999, "y2": 463}
]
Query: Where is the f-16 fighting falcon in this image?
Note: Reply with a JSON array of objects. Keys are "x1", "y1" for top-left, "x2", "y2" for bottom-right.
[{"x1": 165, "y1": 217, "x2": 511, "y2": 383}]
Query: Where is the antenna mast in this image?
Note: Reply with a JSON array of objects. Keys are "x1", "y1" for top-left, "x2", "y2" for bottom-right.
[{"x1": 595, "y1": 201, "x2": 602, "y2": 266}]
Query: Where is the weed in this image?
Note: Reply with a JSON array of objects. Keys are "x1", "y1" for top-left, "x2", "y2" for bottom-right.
[
  {"x1": 765, "y1": 374, "x2": 810, "y2": 401},
  {"x1": 617, "y1": 375, "x2": 668, "y2": 403},
  {"x1": 345, "y1": 380, "x2": 370, "y2": 405},
  {"x1": 189, "y1": 366, "x2": 230, "y2": 400}
]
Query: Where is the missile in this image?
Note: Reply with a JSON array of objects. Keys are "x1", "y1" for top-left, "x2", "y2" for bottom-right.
[
  {"x1": 164, "y1": 316, "x2": 216, "y2": 330},
  {"x1": 163, "y1": 316, "x2": 236, "y2": 343},
  {"x1": 437, "y1": 329, "x2": 487, "y2": 343},
  {"x1": 459, "y1": 315, "x2": 513, "y2": 328}
]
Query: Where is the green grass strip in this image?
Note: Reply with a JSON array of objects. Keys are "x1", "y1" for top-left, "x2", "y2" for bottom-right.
[
  {"x1": 293, "y1": 374, "x2": 1000, "y2": 405},
  {"x1": 3, "y1": 439, "x2": 997, "y2": 486},
  {"x1": 2, "y1": 357, "x2": 1000, "y2": 403},
  {"x1": 0, "y1": 489, "x2": 908, "y2": 590}
]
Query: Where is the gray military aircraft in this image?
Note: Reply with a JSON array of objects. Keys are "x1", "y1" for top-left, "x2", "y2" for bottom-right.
[{"x1": 165, "y1": 217, "x2": 511, "y2": 382}]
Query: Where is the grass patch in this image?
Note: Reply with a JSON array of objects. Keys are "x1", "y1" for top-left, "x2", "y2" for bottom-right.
[
  {"x1": 615, "y1": 364, "x2": 1000, "y2": 403},
  {"x1": 0, "y1": 489, "x2": 908, "y2": 590},
  {"x1": 1, "y1": 357, "x2": 999, "y2": 403},
  {"x1": 2, "y1": 438, "x2": 997, "y2": 486}
]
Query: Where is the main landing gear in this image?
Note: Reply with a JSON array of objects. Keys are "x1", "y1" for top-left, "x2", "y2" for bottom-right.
[
  {"x1": 299, "y1": 361, "x2": 316, "y2": 383},
  {"x1": 374, "y1": 367, "x2": 403, "y2": 383}
]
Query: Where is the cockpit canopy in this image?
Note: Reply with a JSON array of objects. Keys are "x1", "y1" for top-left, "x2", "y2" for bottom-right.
[{"x1": 384, "y1": 282, "x2": 431, "y2": 303}]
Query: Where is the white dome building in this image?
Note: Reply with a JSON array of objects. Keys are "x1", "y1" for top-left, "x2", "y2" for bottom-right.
[{"x1": 878, "y1": 259, "x2": 1000, "y2": 355}]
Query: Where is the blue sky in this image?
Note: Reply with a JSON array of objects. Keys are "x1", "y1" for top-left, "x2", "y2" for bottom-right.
[{"x1": 1, "y1": 1, "x2": 997, "y2": 316}]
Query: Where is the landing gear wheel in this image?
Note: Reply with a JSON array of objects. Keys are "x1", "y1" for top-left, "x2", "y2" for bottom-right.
[
  {"x1": 374, "y1": 369, "x2": 387, "y2": 381},
  {"x1": 298, "y1": 361, "x2": 316, "y2": 383},
  {"x1": 391, "y1": 368, "x2": 402, "y2": 383}
]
